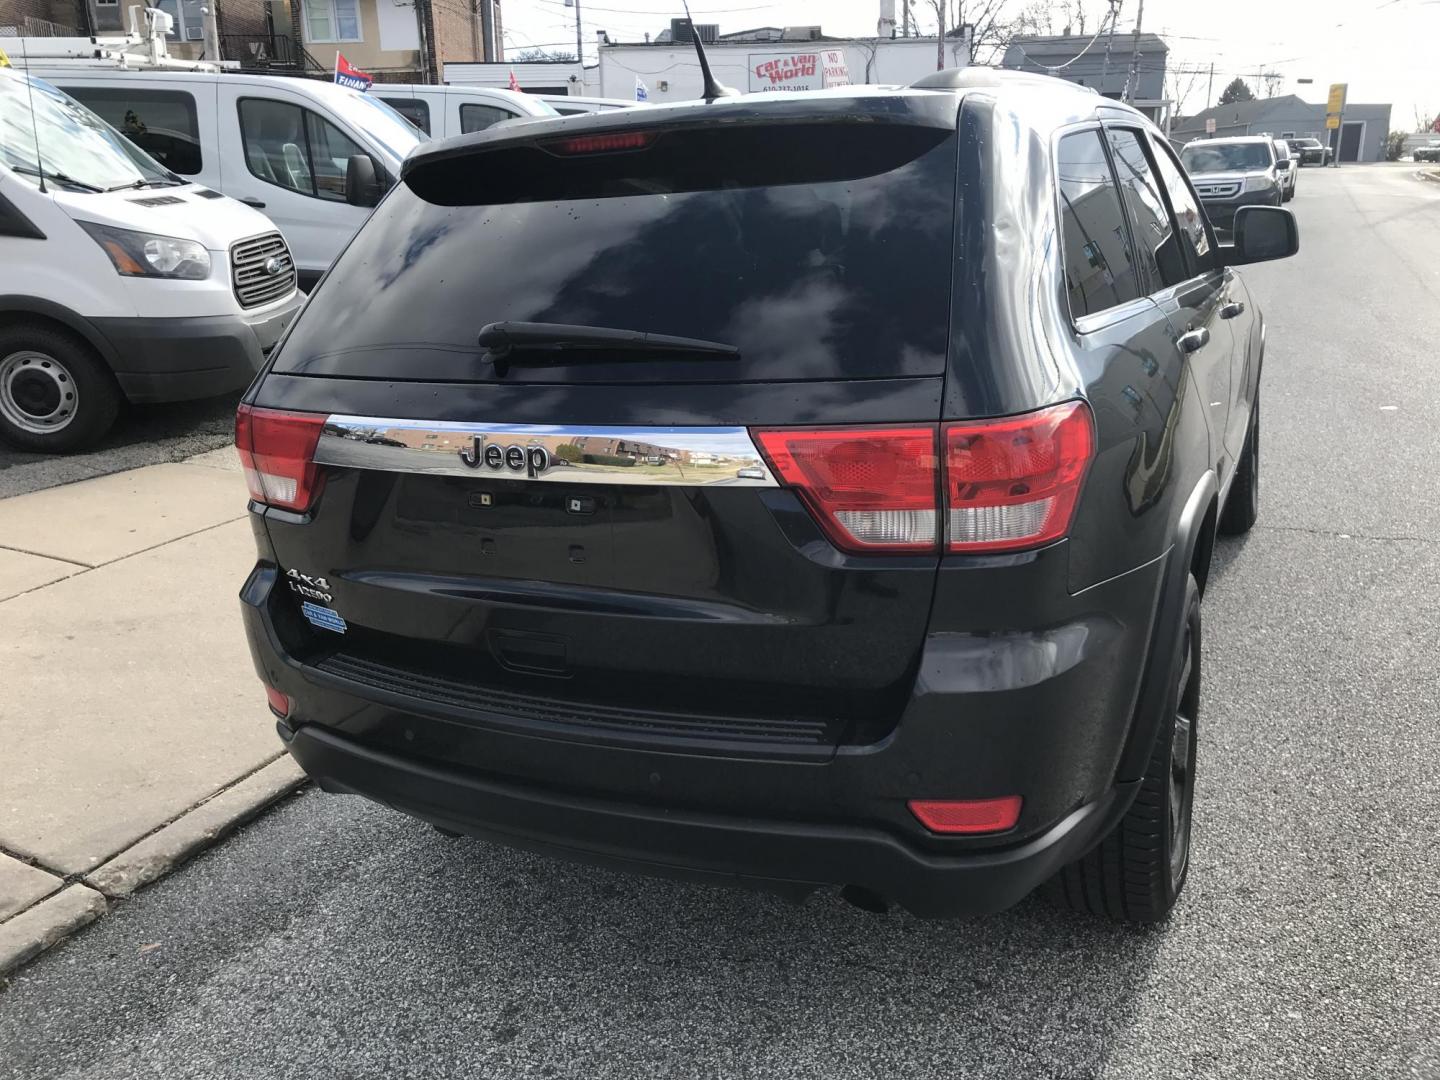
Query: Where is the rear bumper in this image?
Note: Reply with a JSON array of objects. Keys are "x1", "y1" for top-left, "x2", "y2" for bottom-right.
[
  {"x1": 95, "y1": 294, "x2": 302, "y2": 403},
  {"x1": 240, "y1": 521, "x2": 1167, "y2": 916},
  {"x1": 281, "y1": 719, "x2": 1139, "y2": 917}
]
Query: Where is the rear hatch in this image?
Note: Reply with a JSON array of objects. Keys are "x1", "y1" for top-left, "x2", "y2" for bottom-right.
[{"x1": 247, "y1": 94, "x2": 961, "y2": 754}]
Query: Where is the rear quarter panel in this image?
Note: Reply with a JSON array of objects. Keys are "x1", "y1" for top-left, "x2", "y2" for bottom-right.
[{"x1": 951, "y1": 93, "x2": 1215, "y2": 594}]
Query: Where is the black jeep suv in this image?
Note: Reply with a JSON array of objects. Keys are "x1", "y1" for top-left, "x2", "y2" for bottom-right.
[{"x1": 237, "y1": 70, "x2": 1297, "y2": 923}]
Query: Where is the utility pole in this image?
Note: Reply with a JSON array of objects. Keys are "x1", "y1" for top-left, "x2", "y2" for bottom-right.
[
  {"x1": 566, "y1": 0, "x2": 583, "y2": 65},
  {"x1": 1205, "y1": 60, "x2": 1214, "y2": 109},
  {"x1": 902, "y1": 0, "x2": 911, "y2": 37},
  {"x1": 1100, "y1": 0, "x2": 1121, "y2": 93},
  {"x1": 200, "y1": 3, "x2": 221, "y2": 63},
  {"x1": 1122, "y1": 0, "x2": 1143, "y2": 103}
]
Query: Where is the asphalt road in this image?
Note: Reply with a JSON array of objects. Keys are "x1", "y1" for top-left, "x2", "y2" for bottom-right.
[
  {"x1": 0, "y1": 393, "x2": 237, "y2": 499},
  {"x1": 3, "y1": 164, "x2": 1439, "y2": 1079}
]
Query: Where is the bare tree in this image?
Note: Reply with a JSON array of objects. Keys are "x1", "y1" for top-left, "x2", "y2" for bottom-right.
[
  {"x1": 515, "y1": 47, "x2": 576, "y2": 62},
  {"x1": 1165, "y1": 65, "x2": 1204, "y2": 118}
]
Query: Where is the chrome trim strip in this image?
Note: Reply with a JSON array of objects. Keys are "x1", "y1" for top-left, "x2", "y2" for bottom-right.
[{"x1": 314, "y1": 416, "x2": 779, "y2": 487}]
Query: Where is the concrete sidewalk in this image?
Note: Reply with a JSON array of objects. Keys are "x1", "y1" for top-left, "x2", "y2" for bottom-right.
[{"x1": 0, "y1": 449, "x2": 303, "y2": 974}]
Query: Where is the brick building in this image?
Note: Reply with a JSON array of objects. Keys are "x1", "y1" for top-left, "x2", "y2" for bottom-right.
[{"x1": 0, "y1": 0, "x2": 501, "y2": 81}]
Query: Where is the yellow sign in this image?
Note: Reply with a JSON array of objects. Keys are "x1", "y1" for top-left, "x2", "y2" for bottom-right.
[
  {"x1": 1327, "y1": 83, "x2": 1347, "y2": 114},
  {"x1": 1326, "y1": 115, "x2": 1341, "y2": 129},
  {"x1": 0, "y1": 48, "x2": 10, "y2": 68}
]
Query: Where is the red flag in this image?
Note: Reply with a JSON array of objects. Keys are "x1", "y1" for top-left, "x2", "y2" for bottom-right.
[
  {"x1": 334, "y1": 52, "x2": 373, "y2": 91},
  {"x1": 508, "y1": 68, "x2": 521, "y2": 92}
]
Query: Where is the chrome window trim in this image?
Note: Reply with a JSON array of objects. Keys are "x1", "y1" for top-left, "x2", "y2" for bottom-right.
[{"x1": 314, "y1": 416, "x2": 779, "y2": 487}]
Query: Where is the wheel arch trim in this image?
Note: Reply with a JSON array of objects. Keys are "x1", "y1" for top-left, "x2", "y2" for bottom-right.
[
  {"x1": 1114, "y1": 470, "x2": 1218, "y2": 782},
  {"x1": 0, "y1": 296, "x2": 121, "y2": 371}
]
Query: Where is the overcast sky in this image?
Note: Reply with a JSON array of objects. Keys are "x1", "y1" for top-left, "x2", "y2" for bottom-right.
[{"x1": 502, "y1": 0, "x2": 1440, "y2": 128}]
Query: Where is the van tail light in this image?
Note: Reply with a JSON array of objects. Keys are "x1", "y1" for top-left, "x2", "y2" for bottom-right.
[
  {"x1": 235, "y1": 404, "x2": 327, "y2": 512},
  {"x1": 754, "y1": 402, "x2": 1093, "y2": 556},
  {"x1": 909, "y1": 796, "x2": 1022, "y2": 834},
  {"x1": 943, "y1": 401, "x2": 1094, "y2": 554},
  {"x1": 753, "y1": 427, "x2": 938, "y2": 553}
]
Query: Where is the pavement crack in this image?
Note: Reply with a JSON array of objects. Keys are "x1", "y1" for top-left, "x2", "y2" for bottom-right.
[
  {"x1": 1257, "y1": 524, "x2": 1440, "y2": 546},
  {"x1": 87, "y1": 515, "x2": 250, "y2": 569},
  {"x1": 0, "y1": 544, "x2": 94, "y2": 569}
]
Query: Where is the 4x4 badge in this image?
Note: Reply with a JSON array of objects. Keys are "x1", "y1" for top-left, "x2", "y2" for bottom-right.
[{"x1": 458, "y1": 435, "x2": 550, "y2": 478}]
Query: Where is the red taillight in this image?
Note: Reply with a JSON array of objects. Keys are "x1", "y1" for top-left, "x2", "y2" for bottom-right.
[
  {"x1": 235, "y1": 404, "x2": 326, "y2": 512},
  {"x1": 544, "y1": 130, "x2": 656, "y2": 155},
  {"x1": 753, "y1": 402, "x2": 1094, "y2": 557},
  {"x1": 908, "y1": 796, "x2": 1022, "y2": 835},
  {"x1": 943, "y1": 401, "x2": 1093, "y2": 554},
  {"x1": 264, "y1": 685, "x2": 290, "y2": 719},
  {"x1": 753, "y1": 427, "x2": 938, "y2": 553}
]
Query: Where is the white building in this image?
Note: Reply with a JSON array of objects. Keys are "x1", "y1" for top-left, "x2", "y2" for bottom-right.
[
  {"x1": 444, "y1": 22, "x2": 971, "y2": 103},
  {"x1": 595, "y1": 24, "x2": 971, "y2": 103}
]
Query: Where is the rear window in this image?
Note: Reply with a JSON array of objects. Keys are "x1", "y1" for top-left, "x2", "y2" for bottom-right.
[{"x1": 274, "y1": 122, "x2": 958, "y2": 384}]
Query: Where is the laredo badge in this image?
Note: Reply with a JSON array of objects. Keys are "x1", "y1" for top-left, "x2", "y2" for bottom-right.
[{"x1": 286, "y1": 568, "x2": 332, "y2": 603}]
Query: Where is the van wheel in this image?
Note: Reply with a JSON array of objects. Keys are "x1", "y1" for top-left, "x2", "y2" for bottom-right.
[
  {"x1": 0, "y1": 324, "x2": 119, "y2": 452},
  {"x1": 1219, "y1": 394, "x2": 1259, "y2": 535},
  {"x1": 1046, "y1": 574, "x2": 1200, "y2": 923}
]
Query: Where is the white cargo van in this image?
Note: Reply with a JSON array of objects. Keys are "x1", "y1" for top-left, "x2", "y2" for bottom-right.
[
  {"x1": 26, "y1": 69, "x2": 425, "y2": 286},
  {"x1": 374, "y1": 84, "x2": 556, "y2": 137},
  {"x1": 0, "y1": 68, "x2": 301, "y2": 450}
]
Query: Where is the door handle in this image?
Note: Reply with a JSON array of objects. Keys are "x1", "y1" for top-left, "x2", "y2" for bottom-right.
[
  {"x1": 1177, "y1": 327, "x2": 1210, "y2": 354},
  {"x1": 1220, "y1": 301, "x2": 1246, "y2": 319},
  {"x1": 239, "y1": 197, "x2": 267, "y2": 209}
]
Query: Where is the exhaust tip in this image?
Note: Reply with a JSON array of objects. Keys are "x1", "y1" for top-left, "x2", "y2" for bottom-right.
[{"x1": 839, "y1": 884, "x2": 892, "y2": 914}]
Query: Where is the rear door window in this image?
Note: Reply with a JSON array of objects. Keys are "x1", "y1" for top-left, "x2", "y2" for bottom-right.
[
  {"x1": 458, "y1": 103, "x2": 515, "y2": 133},
  {"x1": 380, "y1": 96, "x2": 430, "y2": 134},
  {"x1": 275, "y1": 122, "x2": 959, "y2": 384},
  {"x1": 1056, "y1": 128, "x2": 1142, "y2": 318},
  {"x1": 64, "y1": 86, "x2": 202, "y2": 174},
  {"x1": 1105, "y1": 127, "x2": 1185, "y2": 289}
]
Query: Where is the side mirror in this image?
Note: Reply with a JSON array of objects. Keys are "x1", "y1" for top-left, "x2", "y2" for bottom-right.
[
  {"x1": 345, "y1": 154, "x2": 382, "y2": 208},
  {"x1": 1224, "y1": 205, "x2": 1299, "y2": 265}
]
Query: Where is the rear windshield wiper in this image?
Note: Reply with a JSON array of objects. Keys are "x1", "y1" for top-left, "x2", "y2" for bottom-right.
[{"x1": 477, "y1": 321, "x2": 739, "y2": 375}]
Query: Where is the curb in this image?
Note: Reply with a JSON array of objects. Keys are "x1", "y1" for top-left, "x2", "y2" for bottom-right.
[
  {"x1": 0, "y1": 756, "x2": 306, "y2": 978},
  {"x1": 1417, "y1": 169, "x2": 1440, "y2": 183}
]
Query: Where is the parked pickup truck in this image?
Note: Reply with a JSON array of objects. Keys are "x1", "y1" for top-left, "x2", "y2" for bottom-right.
[{"x1": 1414, "y1": 142, "x2": 1440, "y2": 163}]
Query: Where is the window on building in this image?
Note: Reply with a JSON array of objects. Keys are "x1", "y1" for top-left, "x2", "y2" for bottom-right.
[
  {"x1": 380, "y1": 97, "x2": 430, "y2": 135},
  {"x1": 303, "y1": 0, "x2": 361, "y2": 43},
  {"x1": 1105, "y1": 127, "x2": 1185, "y2": 290},
  {"x1": 153, "y1": 0, "x2": 208, "y2": 42},
  {"x1": 239, "y1": 97, "x2": 368, "y2": 201},
  {"x1": 1147, "y1": 132, "x2": 1215, "y2": 275},
  {"x1": 459, "y1": 103, "x2": 516, "y2": 134},
  {"x1": 1056, "y1": 129, "x2": 1142, "y2": 319},
  {"x1": 65, "y1": 87, "x2": 203, "y2": 175}
]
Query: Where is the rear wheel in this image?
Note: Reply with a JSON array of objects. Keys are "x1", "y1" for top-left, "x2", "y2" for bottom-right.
[
  {"x1": 1047, "y1": 574, "x2": 1201, "y2": 923},
  {"x1": 0, "y1": 324, "x2": 119, "y2": 452},
  {"x1": 1219, "y1": 393, "x2": 1259, "y2": 535}
]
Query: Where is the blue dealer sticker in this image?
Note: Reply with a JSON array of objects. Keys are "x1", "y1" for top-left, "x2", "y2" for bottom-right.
[{"x1": 301, "y1": 601, "x2": 348, "y2": 635}]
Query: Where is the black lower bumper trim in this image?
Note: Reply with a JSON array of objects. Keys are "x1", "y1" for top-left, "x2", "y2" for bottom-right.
[
  {"x1": 95, "y1": 297, "x2": 301, "y2": 404},
  {"x1": 283, "y1": 722, "x2": 1140, "y2": 918}
]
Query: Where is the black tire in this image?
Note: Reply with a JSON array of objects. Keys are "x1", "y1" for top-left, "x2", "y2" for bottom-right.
[
  {"x1": 1046, "y1": 574, "x2": 1201, "y2": 923},
  {"x1": 1218, "y1": 393, "x2": 1259, "y2": 536},
  {"x1": 0, "y1": 322, "x2": 120, "y2": 452}
]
